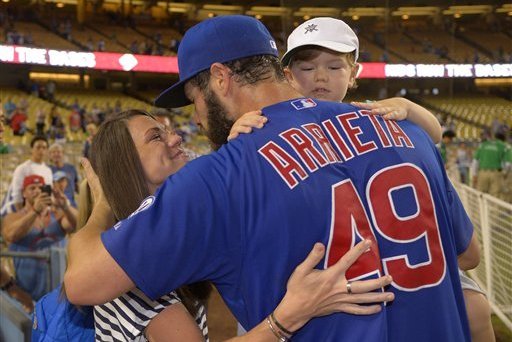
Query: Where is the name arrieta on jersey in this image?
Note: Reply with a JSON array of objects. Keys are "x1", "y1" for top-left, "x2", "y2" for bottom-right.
[{"x1": 258, "y1": 105, "x2": 415, "y2": 189}]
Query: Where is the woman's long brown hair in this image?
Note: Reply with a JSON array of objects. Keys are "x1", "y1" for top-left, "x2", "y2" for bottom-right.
[{"x1": 84, "y1": 109, "x2": 211, "y2": 316}]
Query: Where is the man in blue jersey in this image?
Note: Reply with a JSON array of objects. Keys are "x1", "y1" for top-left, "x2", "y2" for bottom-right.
[{"x1": 65, "y1": 15, "x2": 479, "y2": 341}]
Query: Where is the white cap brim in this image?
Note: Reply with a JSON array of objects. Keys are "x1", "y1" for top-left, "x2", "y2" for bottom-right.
[{"x1": 282, "y1": 40, "x2": 357, "y2": 66}]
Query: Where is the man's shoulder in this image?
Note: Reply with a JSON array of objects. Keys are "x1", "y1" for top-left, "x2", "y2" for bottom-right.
[
  {"x1": 14, "y1": 159, "x2": 32, "y2": 171},
  {"x1": 264, "y1": 98, "x2": 355, "y2": 114}
]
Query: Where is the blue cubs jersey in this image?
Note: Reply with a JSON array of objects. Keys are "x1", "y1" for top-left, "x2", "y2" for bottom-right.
[{"x1": 102, "y1": 99, "x2": 473, "y2": 341}]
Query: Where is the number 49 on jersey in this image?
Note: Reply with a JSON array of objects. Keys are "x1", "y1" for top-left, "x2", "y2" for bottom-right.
[{"x1": 325, "y1": 163, "x2": 447, "y2": 291}]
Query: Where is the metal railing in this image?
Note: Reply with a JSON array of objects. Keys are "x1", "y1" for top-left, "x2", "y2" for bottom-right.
[
  {"x1": 453, "y1": 181, "x2": 512, "y2": 331},
  {"x1": 1, "y1": 250, "x2": 52, "y2": 295}
]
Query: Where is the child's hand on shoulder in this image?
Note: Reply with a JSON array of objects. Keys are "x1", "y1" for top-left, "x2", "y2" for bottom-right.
[{"x1": 351, "y1": 97, "x2": 410, "y2": 121}]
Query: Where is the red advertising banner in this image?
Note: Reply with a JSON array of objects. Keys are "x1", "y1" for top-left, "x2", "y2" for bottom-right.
[
  {"x1": 1, "y1": 45, "x2": 511, "y2": 78},
  {"x1": 0, "y1": 45, "x2": 178, "y2": 73}
]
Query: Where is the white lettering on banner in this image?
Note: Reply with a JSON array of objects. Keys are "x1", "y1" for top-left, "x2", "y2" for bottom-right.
[
  {"x1": 445, "y1": 64, "x2": 473, "y2": 77},
  {"x1": 0, "y1": 45, "x2": 14, "y2": 62},
  {"x1": 416, "y1": 64, "x2": 445, "y2": 77},
  {"x1": 48, "y1": 50, "x2": 96, "y2": 68},
  {"x1": 15, "y1": 46, "x2": 47, "y2": 64},
  {"x1": 474, "y1": 64, "x2": 512, "y2": 77},
  {"x1": 385, "y1": 64, "x2": 417, "y2": 77}
]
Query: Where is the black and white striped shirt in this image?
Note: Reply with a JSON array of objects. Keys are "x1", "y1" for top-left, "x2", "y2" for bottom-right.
[{"x1": 94, "y1": 287, "x2": 208, "y2": 341}]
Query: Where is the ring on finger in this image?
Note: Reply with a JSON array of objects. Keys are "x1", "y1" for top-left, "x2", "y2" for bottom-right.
[{"x1": 346, "y1": 281, "x2": 353, "y2": 294}]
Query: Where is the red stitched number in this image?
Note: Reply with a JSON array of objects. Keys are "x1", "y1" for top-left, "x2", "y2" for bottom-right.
[{"x1": 325, "y1": 163, "x2": 446, "y2": 291}]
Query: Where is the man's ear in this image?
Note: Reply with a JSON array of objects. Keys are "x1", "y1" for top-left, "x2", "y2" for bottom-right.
[
  {"x1": 283, "y1": 67, "x2": 294, "y2": 83},
  {"x1": 209, "y1": 62, "x2": 232, "y2": 97}
]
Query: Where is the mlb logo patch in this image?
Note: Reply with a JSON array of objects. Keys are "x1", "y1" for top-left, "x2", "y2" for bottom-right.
[{"x1": 291, "y1": 98, "x2": 317, "y2": 110}]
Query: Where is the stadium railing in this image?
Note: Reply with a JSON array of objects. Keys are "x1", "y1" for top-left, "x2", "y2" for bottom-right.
[
  {"x1": 453, "y1": 181, "x2": 512, "y2": 331},
  {"x1": 0, "y1": 292, "x2": 31, "y2": 342}
]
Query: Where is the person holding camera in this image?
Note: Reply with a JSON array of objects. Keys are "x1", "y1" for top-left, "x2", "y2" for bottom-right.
[
  {"x1": 2, "y1": 174, "x2": 76, "y2": 301},
  {"x1": 1, "y1": 136, "x2": 53, "y2": 216}
]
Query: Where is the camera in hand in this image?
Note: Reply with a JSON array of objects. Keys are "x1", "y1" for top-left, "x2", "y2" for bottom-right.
[{"x1": 41, "y1": 185, "x2": 52, "y2": 196}]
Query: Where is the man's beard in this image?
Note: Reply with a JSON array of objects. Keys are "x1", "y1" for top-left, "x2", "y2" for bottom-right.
[{"x1": 204, "y1": 90, "x2": 235, "y2": 151}]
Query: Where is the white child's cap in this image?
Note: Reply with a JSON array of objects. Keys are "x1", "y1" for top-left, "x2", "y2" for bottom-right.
[{"x1": 281, "y1": 17, "x2": 359, "y2": 66}]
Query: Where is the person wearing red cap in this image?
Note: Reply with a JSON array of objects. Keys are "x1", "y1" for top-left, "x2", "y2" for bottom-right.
[
  {"x1": 2, "y1": 174, "x2": 76, "y2": 301},
  {"x1": 1, "y1": 136, "x2": 53, "y2": 216}
]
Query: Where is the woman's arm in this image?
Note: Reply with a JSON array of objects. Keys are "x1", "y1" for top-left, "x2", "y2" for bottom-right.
[
  {"x1": 351, "y1": 98, "x2": 442, "y2": 143},
  {"x1": 226, "y1": 240, "x2": 393, "y2": 341},
  {"x1": 145, "y1": 303, "x2": 205, "y2": 342},
  {"x1": 145, "y1": 240, "x2": 393, "y2": 342}
]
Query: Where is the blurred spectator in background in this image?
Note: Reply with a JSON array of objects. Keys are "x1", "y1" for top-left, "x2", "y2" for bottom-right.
[
  {"x1": 438, "y1": 130, "x2": 456, "y2": 165},
  {"x1": 49, "y1": 143, "x2": 79, "y2": 207},
  {"x1": 47, "y1": 106, "x2": 65, "y2": 141},
  {"x1": 0, "y1": 136, "x2": 53, "y2": 216},
  {"x1": 130, "y1": 40, "x2": 139, "y2": 54},
  {"x1": 503, "y1": 142, "x2": 512, "y2": 203},
  {"x1": 69, "y1": 108, "x2": 81, "y2": 133},
  {"x1": 472, "y1": 132, "x2": 506, "y2": 198},
  {"x1": 45, "y1": 81, "x2": 56, "y2": 102},
  {"x1": 90, "y1": 103, "x2": 101, "y2": 124},
  {"x1": 82, "y1": 122, "x2": 97, "y2": 159},
  {"x1": 0, "y1": 109, "x2": 12, "y2": 154},
  {"x1": 3, "y1": 97, "x2": 16, "y2": 124},
  {"x1": 35, "y1": 108, "x2": 46, "y2": 137},
  {"x1": 29, "y1": 81, "x2": 40, "y2": 97},
  {"x1": 18, "y1": 97, "x2": 28, "y2": 112},
  {"x1": 98, "y1": 39, "x2": 106, "y2": 52},
  {"x1": 10, "y1": 107, "x2": 28, "y2": 136},
  {"x1": 71, "y1": 98, "x2": 81, "y2": 112},
  {"x1": 456, "y1": 142, "x2": 472, "y2": 185},
  {"x1": 113, "y1": 99, "x2": 122, "y2": 114},
  {"x1": 2, "y1": 174, "x2": 75, "y2": 301},
  {"x1": 86, "y1": 37, "x2": 94, "y2": 51}
]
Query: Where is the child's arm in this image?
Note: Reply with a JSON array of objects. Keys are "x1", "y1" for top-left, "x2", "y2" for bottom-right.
[
  {"x1": 228, "y1": 110, "x2": 266, "y2": 141},
  {"x1": 352, "y1": 98, "x2": 442, "y2": 143}
]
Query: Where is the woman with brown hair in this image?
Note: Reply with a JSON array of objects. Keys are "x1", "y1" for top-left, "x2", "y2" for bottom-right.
[{"x1": 79, "y1": 109, "x2": 394, "y2": 341}]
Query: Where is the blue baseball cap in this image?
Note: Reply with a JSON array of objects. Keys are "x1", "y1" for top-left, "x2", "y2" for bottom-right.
[
  {"x1": 155, "y1": 15, "x2": 279, "y2": 108},
  {"x1": 53, "y1": 171, "x2": 68, "y2": 182}
]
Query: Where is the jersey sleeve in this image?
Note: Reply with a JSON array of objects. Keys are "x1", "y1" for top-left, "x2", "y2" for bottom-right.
[
  {"x1": 446, "y1": 180, "x2": 474, "y2": 255},
  {"x1": 101, "y1": 154, "x2": 241, "y2": 300}
]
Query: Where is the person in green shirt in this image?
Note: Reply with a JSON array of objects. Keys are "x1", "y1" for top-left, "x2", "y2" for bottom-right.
[
  {"x1": 472, "y1": 132, "x2": 507, "y2": 198},
  {"x1": 502, "y1": 141, "x2": 512, "y2": 202}
]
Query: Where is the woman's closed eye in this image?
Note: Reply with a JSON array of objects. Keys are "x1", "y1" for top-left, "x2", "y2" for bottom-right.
[{"x1": 151, "y1": 133, "x2": 163, "y2": 141}]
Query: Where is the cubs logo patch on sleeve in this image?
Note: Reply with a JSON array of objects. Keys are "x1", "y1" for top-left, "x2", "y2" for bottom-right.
[{"x1": 128, "y1": 196, "x2": 156, "y2": 219}]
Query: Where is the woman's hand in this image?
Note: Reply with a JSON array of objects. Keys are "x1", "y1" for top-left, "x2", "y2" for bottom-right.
[
  {"x1": 80, "y1": 157, "x2": 114, "y2": 225},
  {"x1": 273, "y1": 240, "x2": 394, "y2": 332},
  {"x1": 228, "y1": 110, "x2": 267, "y2": 141}
]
